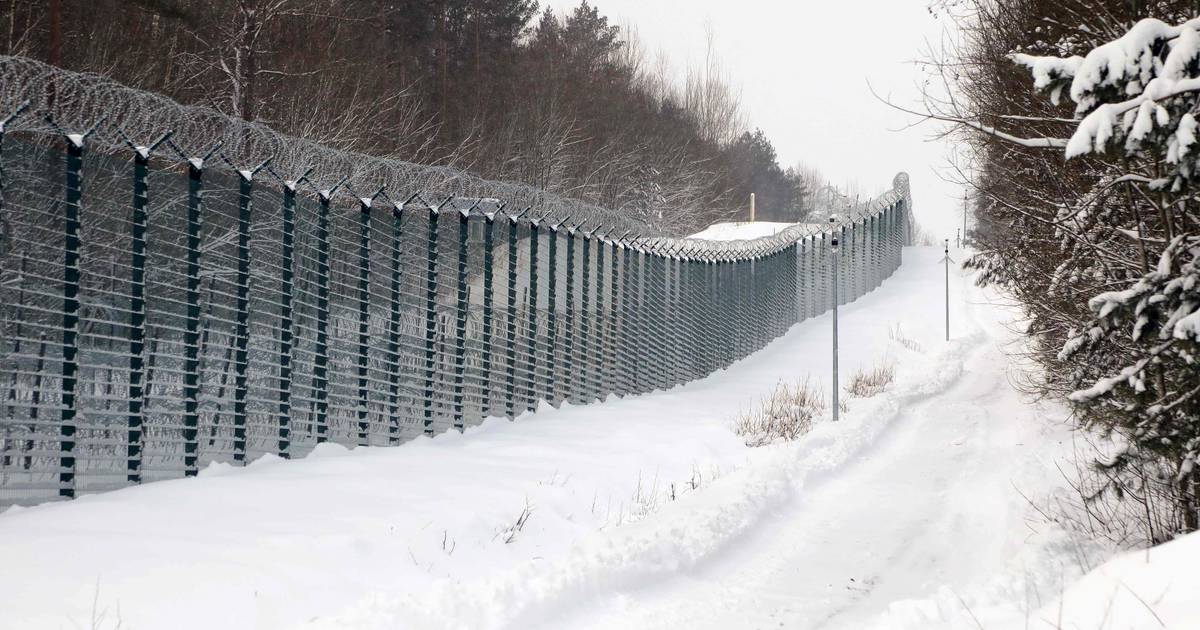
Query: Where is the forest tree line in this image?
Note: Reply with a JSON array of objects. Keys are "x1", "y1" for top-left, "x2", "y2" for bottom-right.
[{"x1": 0, "y1": 0, "x2": 846, "y2": 233}]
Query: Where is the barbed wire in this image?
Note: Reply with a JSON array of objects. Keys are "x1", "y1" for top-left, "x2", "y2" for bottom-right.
[{"x1": 0, "y1": 54, "x2": 913, "y2": 256}]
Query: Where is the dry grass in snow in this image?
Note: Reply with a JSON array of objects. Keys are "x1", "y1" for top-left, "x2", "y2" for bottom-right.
[
  {"x1": 845, "y1": 363, "x2": 896, "y2": 399},
  {"x1": 888, "y1": 323, "x2": 924, "y2": 353},
  {"x1": 733, "y1": 378, "x2": 826, "y2": 447}
]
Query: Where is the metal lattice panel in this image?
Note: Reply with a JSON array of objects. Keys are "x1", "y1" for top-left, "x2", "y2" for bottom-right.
[{"x1": 0, "y1": 67, "x2": 915, "y2": 506}]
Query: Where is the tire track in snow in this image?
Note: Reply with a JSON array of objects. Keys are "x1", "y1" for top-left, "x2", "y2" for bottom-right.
[{"x1": 536, "y1": 270, "x2": 1073, "y2": 630}]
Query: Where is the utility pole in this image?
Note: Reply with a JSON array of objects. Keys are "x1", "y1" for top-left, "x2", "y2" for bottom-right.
[
  {"x1": 943, "y1": 239, "x2": 951, "y2": 341},
  {"x1": 956, "y1": 228, "x2": 960, "y2": 249},
  {"x1": 750, "y1": 192, "x2": 756, "y2": 222},
  {"x1": 830, "y1": 215, "x2": 840, "y2": 421}
]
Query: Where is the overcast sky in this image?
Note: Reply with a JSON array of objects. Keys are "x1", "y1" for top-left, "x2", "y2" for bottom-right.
[{"x1": 548, "y1": 0, "x2": 964, "y2": 239}]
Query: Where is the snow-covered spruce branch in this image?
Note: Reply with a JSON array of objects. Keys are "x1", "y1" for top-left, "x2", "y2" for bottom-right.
[
  {"x1": 1012, "y1": 17, "x2": 1200, "y2": 162},
  {"x1": 1004, "y1": 17, "x2": 1200, "y2": 528}
]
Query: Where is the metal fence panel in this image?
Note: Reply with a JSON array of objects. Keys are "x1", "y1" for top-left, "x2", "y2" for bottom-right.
[{"x1": 0, "y1": 96, "x2": 915, "y2": 507}]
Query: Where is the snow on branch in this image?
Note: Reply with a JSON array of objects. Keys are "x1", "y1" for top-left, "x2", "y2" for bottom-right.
[{"x1": 1013, "y1": 17, "x2": 1200, "y2": 163}]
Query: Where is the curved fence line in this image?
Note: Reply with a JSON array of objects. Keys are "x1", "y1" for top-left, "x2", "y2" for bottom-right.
[{"x1": 0, "y1": 61, "x2": 915, "y2": 505}]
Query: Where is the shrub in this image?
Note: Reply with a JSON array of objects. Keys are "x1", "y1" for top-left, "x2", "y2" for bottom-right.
[
  {"x1": 734, "y1": 378, "x2": 825, "y2": 447},
  {"x1": 844, "y1": 363, "x2": 895, "y2": 399}
]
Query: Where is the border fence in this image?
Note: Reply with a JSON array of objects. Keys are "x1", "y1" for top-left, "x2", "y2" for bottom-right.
[{"x1": 0, "y1": 57, "x2": 913, "y2": 505}]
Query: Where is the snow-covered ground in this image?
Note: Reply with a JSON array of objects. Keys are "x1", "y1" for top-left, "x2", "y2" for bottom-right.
[{"x1": 0, "y1": 247, "x2": 1193, "y2": 630}]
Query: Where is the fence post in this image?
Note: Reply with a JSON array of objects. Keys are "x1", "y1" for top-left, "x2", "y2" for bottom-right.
[
  {"x1": 504, "y1": 212, "x2": 521, "y2": 418},
  {"x1": 727, "y1": 255, "x2": 737, "y2": 365},
  {"x1": 866, "y1": 215, "x2": 874, "y2": 289},
  {"x1": 703, "y1": 253, "x2": 714, "y2": 371},
  {"x1": 178, "y1": 156, "x2": 207, "y2": 474},
  {"x1": 891, "y1": 205, "x2": 899, "y2": 272},
  {"x1": 657, "y1": 249, "x2": 676, "y2": 388},
  {"x1": 681, "y1": 249, "x2": 698, "y2": 381},
  {"x1": 126, "y1": 145, "x2": 151, "y2": 483},
  {"x1": 672, "y1": 249, "x2": 681, "y2": 384},
  {"x1": 877, "y1": 213, "x2": 885, "y2": 286},
  {"x1": 624, "y1": 245, "x2": 641, "y2": 391},
  {"x1": 866, "y1": 216, "x2": 873, "y2": 289},
  {"x1": 579, "y1": 230, "x2": 594, "y2": 401},
  {"x1": 648, "y1": 247, "x2": 665, "y2": 391},
  {"x1": 662, "y1": 249, "x2": 676, "y2": 387},
  {"x1": 720, "y1": 257, "x2": 733, "y2": 368},
  {"x1": 387, "y1": 201, "x2": 405, "y2": 442},
  {"x1": 525, "y1": 218, "x2": 541, "y2": 412},
  {"x1": 812, "y1": 237, "x2": 820, "y2": 318},
  {"x1": 608, "y1": 239, "x2": 624, "y2": 397},
  {"x1": 277, "y1": 179, "x2": 298, "y2": 457},
  {"x1": 544, "y1": 223, "x2": 559, "y2": 404},
  {"x1": 796, "y1": 239, "x2": 806, "y2": 322},
  {"x1": 314, "y1": 189, "x2": 333, "y2": 443},
  {"x1": 630, "y1": 245, "x2": 644, "y2": 391},
  {"x1": 118, "y1": 133, "x2": 171, "y2": 480},
  {"x1": 453, "y1": 208, "x2": 469, "y2": 431},
  {"x1": 673, "y1": 249, "x2": 687, "y2": 381},
  {"x1": 880, "y1": 206, "x2": 888, "y2": 272},
  {"x1": 57, "y1": 132, "x2": 84, "y2": 498},
  {"x1": 892, "y1": 204, "x2": 900, "y2": 273},
  {"x1": 563, "y1": 228, "x2": 577, "y2": 402},
  {"x1": 480, "y1": 211, "x2": 496, "y2": 418},
  {"x1": 751, "y1": 255, "x2": 760, "y2": 354},
  {"x1": 422, "y1": 203, "x2": 440, "y2": 435},
  {"x1": 742, "y1": 256, "x2": 752, "y2": 358},
  {"x1": 893, "y1": 203, "x2": 901, "y2": 270},
  {"x1": 725, "y1": 257, "x2": 737, "y2": 367},
  {"x1": 667, "y1": 251, "x2": 682, "y2": 385},
  {"x1": 700, "y1": 255, "x2": 710, "y2": 374},
  {"x1": 356, "y1": 193, "x2": 375, "y2": 446},
  {"x1": 593, "y1": 232, "x2": 609, "y2": 400},
  {"x1": 860, "y1": 220, "x2": 868, "y2": 295},
  {"x1": 694, "y1": 250, "x2": 709, "y2": 377},
  {"x1": 763, "y1": 249, "x2": 774, "y2": 341},
  {"x1": 232, "y1": 167, "x2": 258, "y2": 463}
]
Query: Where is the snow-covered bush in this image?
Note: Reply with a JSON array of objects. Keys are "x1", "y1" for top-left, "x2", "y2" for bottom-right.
[{"x1": 1013, "y1": 17, "x2": 1200, "y2": 535}]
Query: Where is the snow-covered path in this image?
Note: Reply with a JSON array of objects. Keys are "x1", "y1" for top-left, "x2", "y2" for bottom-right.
[
  {"x1": 556, "y1": 289, "x2": 1071, "y2": 629},
  {"x1": 0, "y1": 247, "x2": 1080, "y2": 630}
]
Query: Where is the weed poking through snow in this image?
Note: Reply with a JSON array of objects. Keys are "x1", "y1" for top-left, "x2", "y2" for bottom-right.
[
  {"x1": 496, "y1": 498, "x2": 533, "y2": 544},
  {"x1": 733, "y1": 378, "x2": 825, "y2": 447},
  {"x1": 844, "y1": 363, "x2": 896, "y2": 399},
  {"x1": 888, "y1": 324, "x2": 923, "y2": 353}
]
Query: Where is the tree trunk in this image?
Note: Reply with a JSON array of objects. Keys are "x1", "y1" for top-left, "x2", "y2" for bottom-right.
[{"x1": 240, "y1": 0, "x2": 258, "y2": 122}]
